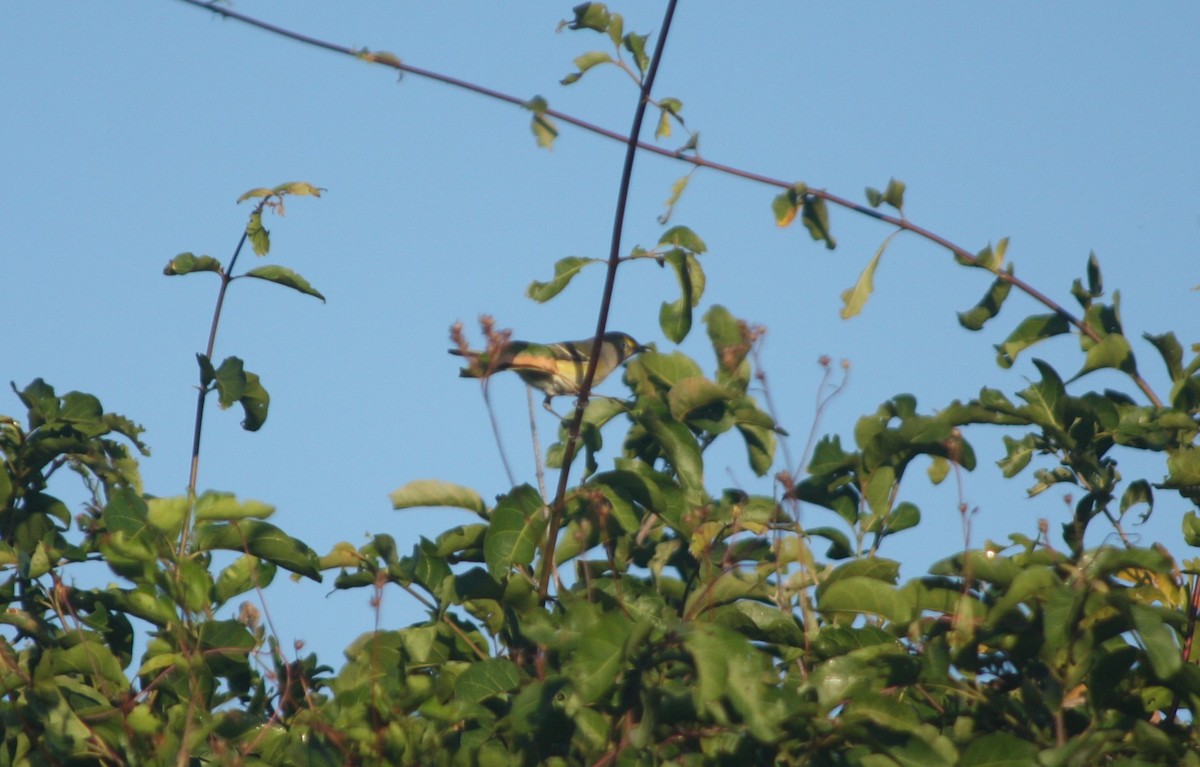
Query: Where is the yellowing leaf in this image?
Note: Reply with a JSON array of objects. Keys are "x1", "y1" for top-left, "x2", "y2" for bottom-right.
[{"x1": 840, "y1": 231, "x2": 897, "y2": 319}]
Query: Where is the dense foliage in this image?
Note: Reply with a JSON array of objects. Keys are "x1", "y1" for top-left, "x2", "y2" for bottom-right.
[{"x1": 4, "y1": 4, "x2": 1199, "y2": 766}]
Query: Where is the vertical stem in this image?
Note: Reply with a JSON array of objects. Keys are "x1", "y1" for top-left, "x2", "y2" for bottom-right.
[
  {"x1": 177, "y1": 222, "x2": 255, "y2": 557},
  {"x1": 537, "y1": 0, "x2": 681, "y2": 603}
]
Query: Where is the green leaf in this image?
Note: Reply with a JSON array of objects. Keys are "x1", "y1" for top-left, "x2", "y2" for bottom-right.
[
  {"x1": 237, "y1": 187, "x2": 274, "y2": 203},
  {"x1": 607, "y1": 12, "x2": 623, "y2": 47},
  {"x1": 238, "y1": 371, "x2": 269, "y2": 432},
  {"x1": 958, "y1": 269, "x2": 1014, "y2": 331},
  {"x1": 655, "y1": 101, "x2": 685, "y2": 143},
  {"x1": 1185, "y1": 511, "x2": 1200, "y2": 547},
  {"x1": 214, "y1": 554, "x2": 276, "y2": 605},
  {"x1": 567, "y1": 3, "x2": 611, "y2": 33},
  {"x1": 817, "y1": 576, "x2": 912, "y2": 623},
  {"x1": 109, "y1": 586, "x2": 178, "y2": 627},
  {"x1": 801, "y1": 196, "x2": 836, "y2": 249},
  {"x1": 929, "y1": 550, "x2": 1020, "y2": 587},
  {"x1": 586, "y1": 480, "x2": 640, "y2": 534},
  {"x1": 997, "y1": 434, "x2": 1036, "y2": 478},
  {"x1": 685, "y1": 624, "x2": 781, "y2": 742},
  {"x1": 957, "y1": 238, "x2": 1007, "y2": 270},
  {"x1": 212, "y1": 356, "x2": 246, "y2": 409},
  {"x1": 659, "y1": 299, "x2": 690, "y2": 344},
  {"x1": 885, "y1": 502, "x2": 921, "y2": 534},
  {"x1": 433, "y1": 523, "x2": 486, "y2": 558},
  {"x1": 840, "y1": 231, "x2": 896, "y2": 319},
  {"x1": 979, "y1": 237, "x2": 1008, "y2": 270},
  {"x1": 1085, "y1": 250, "x2": 1102, "y2": 294},
  {"x1": 242, "y1": 265, "x2": 326, "y2": 301},
  {"x1": 163, "y1": 252, "x2": 223, "y2": 276},
  {"x1": 272, "y1": 181, "x2": 322, "y2": 197},
  {"x1": 568, "y1": 612, "x2": 631, "y2": 704},
  {"x1": 196, "y1": 353, "x2": 216, "y2": 388},
  {"x1": 810, "y1": 653, "x2": 874, "y2": 712},
  {"x1": 622, "y1": 32, "x2": 649, "y2": 77},
  {"x1": 193, "y1": 520, "x2": 321, "y2": 580},
  {"x1": 667, "y1": 377, "x2": 731, "y2": 423},
  {"x1": 59, "y1": 390, "x2": 102, "y2": 423},
  {"x1": 1167, "y1": 446, "x2": 1200, "y2": 487},
  {"x1": 1185, "y1": 513, "x2": 1200, "y2": 549},
  {"x1": 12, "y1": 377, "x2": 58, "y2": 424},
  {"x1": 1130, "y1": 603, "x2": 1182, "y2": 680},
  {"x1": 703, "y1": 304, "x2": 751, "y2": 390},
  {"x1": 52, "y1": 639, "x2": 128, "y2": 688},
  {"x1": 1017, "y1": 360, "x2": 1067, "y2": 429},
  {"x1": 668, "y1": 249, "x2": 705, "y2": 304},
  {"x1": 455, "y1": 658, "x2": 521, "y2": 703},
  {"x1": 246, "y1": 210, "x2": 270, "y2": 256},
  {"x1": 174, "y1": 557, "x2": 215, "y2": 612},
  {"x1": 194, "y1": 491, "x2": 275, "y2": 521},
  {"x1": 625, "y1": 350, "x2": 703, "y2": 390},
  {"x1": 771, "y1": 182, "x2": 807, "y2": 227},
  {"x1": 995, "y1": 314, "x2": 1071, "y2": 368},
  {"x1": 1086, "y1": 546, "x2": 1172, "y2": 580},
  {"x1": 843, "y1": 692, "x2": 918, "y2": 732},
  {"x1": 659, "y1": 173, "x2": 692, "y2": 225},
  {"x1": 562, "y1": 50, "x2": 613, "y2": 85},
  {"x1": 523, "y1": 95, "x2": 558, "y2": 149},
  {"x1": 865, "y1": 178, "x2": 907, "y2": 212},
  {"x1": 927, "y1": 455, "x2": 951, "y2": 485},
  {"x1": 904, "y1": 581, "x2": 985, "y2": 620},
  {"x1": 817, "y1": 558, "x2": 901, "y2": 600},
  {"x1": 653, "y1": 109, "x2": 672, "y2": 140},
  {"x1": 526, "y1": 256, "x2": 599, "y2": 302},
  {"x1": 736, "y1": 418, "x2": 776, "y2": 476},
  {"x1": 863, "y1": 465, "x2": 896, "y2": 517},
  {"x1": 1144, "y1": 331, "x2": 1183, "y2": 382},
  {"x1": 658, "y1": 225, "x2": 706, "y2": 254},
  {"x1": 709, "y1": 601, "x2": 804, "y2": 646},
  {"x1": 806, "y1": 525, "x2": 854, "y2": 559},
  {"x1": 483, "y1": 484, "x2": 545, "y2": 580},
  {"x1": 102, "y1": 486, "x2": 151, "y2": 537},
  {"x1": 1075, "y1": 332, "x2": 1136, "y2": 378},
  {"x1": 1069, "y1": 251, "x2": 1103, "y2": 307},
  {"x1": 1119, "y1": 479, "x2": 1153, "y2": 519},
  {"x1": 390, "y1": 479, "x2": 487, "y2": 517},
  {"x1": 1081, "y1": 297, "x2": 1124, "y2": 341},
  {"x1": 658, "y1": 249, "x2": 704, "y2": 343},
  {"x1": 658, "y1": 97, "x2": 683, "y2": 119},
  {"x1": 635, "y1": 408, "x2": 704, "y2": 496},
  {"x1": 0, "y1": 462, "x2": 12, "y2": 510},
  {"x1": 882, "y1": 178, "x2": 906, "y2": 210}
]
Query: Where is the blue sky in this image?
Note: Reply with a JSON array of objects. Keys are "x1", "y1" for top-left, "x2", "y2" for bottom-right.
[{"x1": 3, "y1": 3, "x2": 1198, "y2": 667}]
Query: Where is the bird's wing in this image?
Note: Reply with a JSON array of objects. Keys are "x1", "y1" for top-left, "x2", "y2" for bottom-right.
[{"x1": 501, "y1": 349, "x2": 561, "y2": 375}]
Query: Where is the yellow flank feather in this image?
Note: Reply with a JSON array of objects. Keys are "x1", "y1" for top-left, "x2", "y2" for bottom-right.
[{"x1": 450, "y1": 332, "x2": 646, "y2": 404}]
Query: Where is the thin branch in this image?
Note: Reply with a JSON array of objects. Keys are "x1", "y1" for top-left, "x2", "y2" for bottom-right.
[
  {"x1": 537, "y1": 0, "x2": 680, "y2": 603},
  {"x1": 179, "y1": 224, "x2": 253, "y2": 557},
  {"x1": 526, "y1": 385, "x2": 548, "y2": 501},
  {"x1": 482, "y1": 382, "x2": 516, "y2": 487}
]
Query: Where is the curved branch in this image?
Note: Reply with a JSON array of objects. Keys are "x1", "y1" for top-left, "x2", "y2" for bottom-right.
[
  {"x1": 174, "y1": 0, "x2": 1163, "y2": 407},
  {"x1": 537, "y1": 0, "x2": 680, "y2": 603}
]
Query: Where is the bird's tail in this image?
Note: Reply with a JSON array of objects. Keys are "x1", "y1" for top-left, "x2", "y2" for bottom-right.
[{"x1": 449, "y1": 348, "x2": 486, "y2": 378}]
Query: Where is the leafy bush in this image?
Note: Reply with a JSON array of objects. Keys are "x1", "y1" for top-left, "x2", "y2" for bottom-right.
[{"x1": 3, "y1": 4, "x2": 1198, "y2": 766}]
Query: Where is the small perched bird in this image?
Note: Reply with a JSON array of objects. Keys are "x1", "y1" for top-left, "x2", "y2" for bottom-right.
[{"x1": 451, "y1": 331, "x2": 647, "y2": 408}]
